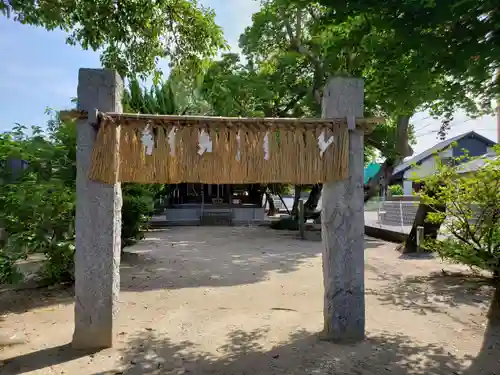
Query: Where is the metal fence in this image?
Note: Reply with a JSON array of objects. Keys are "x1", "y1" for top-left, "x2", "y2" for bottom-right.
[{"x1": 364, "y1": 197, "x2": 419, "y2": 234}]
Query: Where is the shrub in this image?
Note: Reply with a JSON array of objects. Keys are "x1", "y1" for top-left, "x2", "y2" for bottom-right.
[
  {"x1": 122, "y1": 189, "x2": 154, "y2": 247},
  {"x1": 421, "y1": 147, "x2": 500, "y2": 278},
  {"x1": 388, "y1": 184, "x2": 404, "y2": 196},
  {"x1": 0, "y1": 120, "x2": 158, "y2": 285}
]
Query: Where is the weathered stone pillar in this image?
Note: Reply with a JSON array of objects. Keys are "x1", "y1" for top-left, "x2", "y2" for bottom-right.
[
  {"x1": 73, "y1": 69, "x2": 123, "y2": 349},
  {"x1": 320, "y1": 77, "x2": 365, "y2": 342}
]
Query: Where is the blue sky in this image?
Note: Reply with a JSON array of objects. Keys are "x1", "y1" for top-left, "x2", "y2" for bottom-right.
[{"x1": 0, "y1": 0, "x2": 497, "y2": 155}]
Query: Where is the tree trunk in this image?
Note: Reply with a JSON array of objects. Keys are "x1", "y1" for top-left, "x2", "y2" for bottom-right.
[
  {"x1": 364, "y1": 161, "x2": 394, "y2": 202},
  {"x1": 364, "y1": 115, "x2": 413, "y2": 203},
  {"x1": 395, "y1": 115, "x2": 413, "y2": 159},
  {"x1": 488, "y1": 283, "x2": 500, "y2": 323},
  {"x1": 305, "y1": 184, "x2": 322, "y2": 211},
  {"x1": 402, "y1": 188, "x2": 446, "y2": 253},
  {"x1": 265, "y1": 191, "x2": 276, "y2": 216},
  {"x1": 291, "y1": 185, "x2": 302, "y2": 216}
]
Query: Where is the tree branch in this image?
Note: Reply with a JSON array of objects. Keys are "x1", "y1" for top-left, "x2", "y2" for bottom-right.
[
  {"x1": 450, "y1": 200, "x2": 484, "y2": 250},
  {"x1": 295, "y1": 9, "x2": 302, "y2": 42},
  {"x1": 395, "y1": 115, "x2": 413, "y2": 158},
  {"x1": 276, "y1": 92, "x2": 306, "y2": 117},
  {"x1": 280, "y1": 6, "x2": 323, "y2": 106},
  {"x1": 280, "y1": 8, "x2": 295, "y2": 42}
]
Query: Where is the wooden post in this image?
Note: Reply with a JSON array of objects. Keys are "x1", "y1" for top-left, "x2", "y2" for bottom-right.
[
  {"x1": 416, "y1": 226, "x2": 424, "y2": 252},
  {"x1": 299, "y1": 199, "x2": 305, "y2": 239},
  {"x1": 73, "y1": 69, "x2": 123, "y2": 349},
  {"x1": 320, "y1": 77, "x2": 365, "y2": 343}
]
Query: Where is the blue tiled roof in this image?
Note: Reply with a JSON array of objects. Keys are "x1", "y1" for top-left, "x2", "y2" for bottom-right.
[{"x1": 393, "y1": 131, "x2": 496, "y2": 176}]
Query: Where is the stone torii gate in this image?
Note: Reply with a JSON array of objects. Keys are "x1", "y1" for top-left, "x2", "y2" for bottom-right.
[{"x1": 72, "y1": 68, "x2": 370, "y2": 349}]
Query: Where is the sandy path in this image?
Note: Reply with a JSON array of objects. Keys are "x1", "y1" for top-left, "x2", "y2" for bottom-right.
[{"x1": 0, "y1": 226, "x2": 498, "y2": 374}]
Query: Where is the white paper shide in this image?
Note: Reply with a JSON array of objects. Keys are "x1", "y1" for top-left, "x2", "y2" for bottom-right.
[
  {"x1": 167, "y1": 127, "x2": 176, "y2": 156},
  {"x1": 141, "y1": 123, "x2": 154, "y2": 156},
  {"x1": 236, "y1": 131, "x2": 241, "y2": 161},
  {"x1": 198, "y1": 129, "x2": 213, "y2": 155},
  {"x1": 317, "y1": 129, "x2": 334, "y2": 157},
  {"x1": 263, "y1": 131, "x2": 270, "y2": 160}
]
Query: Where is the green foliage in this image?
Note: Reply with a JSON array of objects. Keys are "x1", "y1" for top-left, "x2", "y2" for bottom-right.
[
  {"x1": 305, "y1": 0, "x2": 499, "y2": 125},
  {"x1": 0, "y1": 0, "x2": 226, "y2": 79},
  {"x1": 388, "y1": 184, "x2": 404, "y2": 196},
  {"x1": 0, "y1": 109, "x2": 160, "y2": 285},
  {"x1": 0, "y1": 120, "x2": 77, "y2": 284},
  {"x1": 123, "y1": 73, "x2": 212, "y2": 116},
  {"x1": 236, "y1": 0, "x2": 425, "y2": 165},
  {"x1": 121, "y1": 184, "x2": 155, "y2": 247},
  {"x1": 420, "y1": 147, "x2": 500, "y2": 276}
]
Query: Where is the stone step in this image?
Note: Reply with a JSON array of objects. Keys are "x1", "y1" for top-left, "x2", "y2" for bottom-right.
[
  {"x1": 382, "y1": 213, "x2": 415, "y2": 218},
  {"x1": 200, "y1": 214, "x2": 233, "y2": 226},
  {"x1": 381, "y1": 214, "x2": 416, "y2": 221},
  {"x1": 201, "y1": 211, "x2": 233, "y2": 217},
  {"x1": 382, "y1": 211, "x2": 416, "y2": 215},
  {"x1": 381, "y1": 219, "x2": 415, "y2": 226}
]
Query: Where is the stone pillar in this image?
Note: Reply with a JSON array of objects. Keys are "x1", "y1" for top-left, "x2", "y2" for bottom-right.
[
  {"x1": 320, "y1": 77, "x2": 365, "y2": 342},
  {"x1": 73, "y1": 69, "x2": 123, "y2": 349}
]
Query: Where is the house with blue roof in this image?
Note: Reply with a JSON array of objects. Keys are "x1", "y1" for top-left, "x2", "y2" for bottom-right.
[{"x1": 391, "y1": 131, "x2": 496, "y2": 195}]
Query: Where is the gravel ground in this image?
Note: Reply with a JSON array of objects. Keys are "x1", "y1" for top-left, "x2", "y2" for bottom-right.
[{"x1": 0, "y1": 226, "x2": 498, "y2": 374}]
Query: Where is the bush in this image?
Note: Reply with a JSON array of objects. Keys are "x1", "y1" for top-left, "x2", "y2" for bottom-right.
[
  {"x1": 421, "y1": 147, "x2": 500, "y2": 278},
  {"x1": 0, "y1": 121, "x2": 77, "y2": 284},
  {"x1": 388, "y1": 184, "x2": 404, "y2": 196},
  {"x1": 0, "y1": 251, "x2": 23, "y2": 284},
  {"x1": 122, "y1": 193, "x2": 154, "y2": 247},
  {"x1": 0, "y1": 121, "x2": 158, "y2": 285}
]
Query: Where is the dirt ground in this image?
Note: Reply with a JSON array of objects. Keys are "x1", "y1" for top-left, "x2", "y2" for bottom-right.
[{"x1": 0, "y1": 226, "x2": 499, "y2": 375}]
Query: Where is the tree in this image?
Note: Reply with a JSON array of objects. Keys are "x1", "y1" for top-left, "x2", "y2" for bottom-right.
[
  {"x1": 0, "y1": 75, "x2": 197, "y2": 284},
  {"x1": 297, "y1": 0, "x2": 499, "y2": 116},
  {"x1": 286, "y1": 0, "x2": 499, "y2": 201},
  {"x1": 122, "y1": 76, "x2": 201, "y2": 242},
  {"x1": 420, "y1": 148, "x2": 500, "y2": 278},
  {"x1": 201, "y1": 53, "x2": 301, "y2": 214},
  {"x1": 124, "y1": 69, "x2": 212, "y2": 115},
  {"x1": 0, "y1": 120, "x2": 77, "y2": 284},
  {"x1": 293, "y1": 0, "x2": 499, "y2": 186},
  {"x1": 0, "y1": 0, "x2": 226, "y2": 78},
  {"x1": 239, "y1": 0, "x2": 425, "y2": 205}
]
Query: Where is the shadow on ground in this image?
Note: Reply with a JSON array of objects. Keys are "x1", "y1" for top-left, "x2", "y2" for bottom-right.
[
  {"x1": 0, "y1": 284, "x2": 73, "y2": 317},
  {"x1": 102, "y1": 329, "x2": 470, "y2": 375},
  {"x1": 4, "y1": 325, "x2": 498, "y2": 375},
  {"x1": 119, "y1": 228, "x2": 387, "y2": 292},
  {"x1": 2, "y1": 242, "x2": 499, "y2": 374},
  {"x1": 0, "y1": 227, "x2": 384, "y2": 316},
  {"x1": 102, "y1": 271, "x2": 498, "y2": 375},
  {"x1": 366, "y1": 265, "x2": 494, "y2": 324}
]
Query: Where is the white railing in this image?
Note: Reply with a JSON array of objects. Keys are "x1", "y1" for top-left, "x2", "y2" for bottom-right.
[{"x1": 364, "y1": 196, "x2": 419, "y2": 234}]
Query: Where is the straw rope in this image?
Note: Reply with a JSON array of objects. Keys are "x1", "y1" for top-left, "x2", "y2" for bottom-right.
[{"x1": 88, "y1": 113, "x2": 367, "y2": 184}]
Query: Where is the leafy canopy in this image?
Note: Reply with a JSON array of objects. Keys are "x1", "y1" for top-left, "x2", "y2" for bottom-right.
[
  {"x1": 0, "y1": 0, "x2": 227, "y2": 78},
  {"x1": 299, "y1": 0, "x2": 500, "y2": 119}
]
